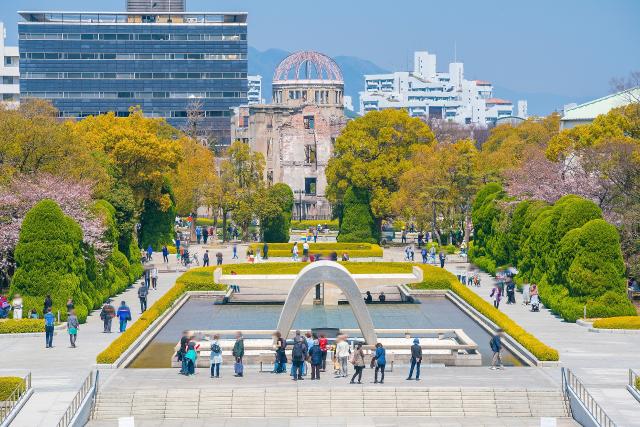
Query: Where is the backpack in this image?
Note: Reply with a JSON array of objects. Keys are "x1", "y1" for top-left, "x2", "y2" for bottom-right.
[
  {"x1": 292, "y1": 342, "x2": 304, "y2": 360},
  {"x1": 211, "y1": 342, "x2": 221, "y2": 354}
]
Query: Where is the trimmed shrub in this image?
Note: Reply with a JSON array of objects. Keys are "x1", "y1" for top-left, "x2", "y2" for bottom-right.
[
  {"x1": 0, "y1": 319, "x2": 46, "y2": 334},
  {"x1": 248, "y1": 242, "x2": 383, "y2": 258},
  {"x1": 10, "y1": 200, "x2": 90, "y2": 321},
  {"x1": 262, "y1": 183, "x2": 294, "y2": 243},
  {"x1": 0, "y1": 377, "x2": 26, "y2": 400},
  {"x1": 139, "y1": 180, "x2": 176, "y2": 251},
  {"x1": 338, "y1": 187, "x2": 377, "y2": 244},
  {"x1": 411, "y1": 265, "x2": 559, "y2": 361},
  {"x1": 96, "y1": 266, "x2": 226, "y2": 364},
  {"x1": 592, "y1": 316, "x2": 640, "y2": 330}
]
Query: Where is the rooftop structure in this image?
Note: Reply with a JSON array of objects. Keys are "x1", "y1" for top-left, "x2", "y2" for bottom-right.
[
  {"x1": 126, "y1": 0, "x2": 185, "y2": 12},
  {"x1": 360, "y1": 50, "x2": 526, "y2": 126},
  {"x1": 0, "y1": 22, "x2": 20, "y2": 109},
  {"x1": 560, "y1": 87, "x2": 640, "y2": 130}
]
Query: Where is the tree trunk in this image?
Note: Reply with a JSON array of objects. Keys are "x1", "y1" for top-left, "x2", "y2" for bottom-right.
[
  {"x1": 432, "y1": 202, "x2": 442, "y2": 245},
  {"x1": 221, "y1": 210, "x2": 228, "y2": 242},
  {"x1": 464, "y1": 210, "x2": 471, "y2": 249},
  {"x1": 212, "y1": 206, "x2": 219, "y2": 243}
]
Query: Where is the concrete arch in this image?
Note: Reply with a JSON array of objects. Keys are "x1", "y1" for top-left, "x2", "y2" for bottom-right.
[{"x1": 276, "y1": 261, "x2": 378, "y2": 344}]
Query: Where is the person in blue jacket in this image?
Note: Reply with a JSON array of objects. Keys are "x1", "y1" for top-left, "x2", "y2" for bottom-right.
[
  {"x1": 308, "y1": 339, "x2": 323, "y2": 380},
  {"x1": 116, "y1": 301, "x2": 132, "y2": 332},
  {"x1": 373, "y1": 342, "x2": 386, "y2": 384}
]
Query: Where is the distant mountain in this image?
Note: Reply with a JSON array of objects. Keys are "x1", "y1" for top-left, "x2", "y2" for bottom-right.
[{"x1": 248, "y1": 47, "x2": 388, "y2": 110}]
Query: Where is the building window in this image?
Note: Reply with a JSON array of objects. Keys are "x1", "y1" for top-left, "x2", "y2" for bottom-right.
[
  {"x1": 303, "y1": 115, "x2": 315, "y2": 129},
  {"x1": 304, "y1": 178, "x2": 317, "y2": 195},
  {"x1": 304, "y1": 145, "x2": 317, "y2": 164}
]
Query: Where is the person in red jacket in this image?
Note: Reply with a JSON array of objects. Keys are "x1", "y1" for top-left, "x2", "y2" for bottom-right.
[{"x1": 318, "y1": 334, "x2": 328, "y2": 372}]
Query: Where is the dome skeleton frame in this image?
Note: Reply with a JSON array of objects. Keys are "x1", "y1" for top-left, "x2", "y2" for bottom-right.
[{"x1": 273, "y1": 51, "x2": 343, "y2": 84}]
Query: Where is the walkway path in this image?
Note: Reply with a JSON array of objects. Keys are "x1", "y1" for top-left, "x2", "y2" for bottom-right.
[{"x1": 442, "y1": 262, "x2": 640, "y2": 426}]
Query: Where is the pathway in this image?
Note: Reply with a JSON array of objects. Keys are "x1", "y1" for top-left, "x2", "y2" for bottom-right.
[{"x1": 442, "y1": 262, "x2": 640, "y2": 426}]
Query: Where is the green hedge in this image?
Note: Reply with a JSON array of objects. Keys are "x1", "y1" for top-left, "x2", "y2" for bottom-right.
[
  {"x1": 470, "y1": 183, "x2": 636, "y2": 322},
  {"x1": 411, "y1": 265, "x2": 559, "y2": 361},
  {"x1": 195, "y1": 218, "x2": 222, "y2": 227},
  {"x1": 0, "y1": 377, "x2": 26, "y2": 400},
  {"x1": 337, "y1": 187, "x2": 378, "y2": 243},
  {"x1": 221, "y1": 262, "x2": 412, "y2": 275},
  {"x1": 592, "y1": 316, "x2": 640, "y2": 330},
  {"x1": 0, "y1": 319, "x2": 46, "y2": 334},
  {"x1": 96, "y1": 267, "x2": 225, "y2": 364},
  {"x1": 248, "y1": 242, "x2": 383, "y2": 258},
  {"x1": 291, "y1": 220, "x2": 339, "y2": 231}
]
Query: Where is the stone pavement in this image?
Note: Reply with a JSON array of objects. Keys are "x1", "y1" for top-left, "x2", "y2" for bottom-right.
[{"x1": 441, "y1": 262, "x2": 640, "y2": 427}]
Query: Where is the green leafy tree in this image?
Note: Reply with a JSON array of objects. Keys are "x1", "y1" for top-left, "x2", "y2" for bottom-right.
[
  {"x1": 337, "y1": 187, "x2": 377, "y2": 243},
  {"x1": 139, "y1": 180, "x2": 176, "y2": 250},
  {"x1": 262, "y1": 183, "x2": 294, "y2": 243}
]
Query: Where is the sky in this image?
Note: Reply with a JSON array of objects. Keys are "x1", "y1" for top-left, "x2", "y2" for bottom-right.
[{"x1": 2, "y1": 0, "x2": 639, "y2": 106}]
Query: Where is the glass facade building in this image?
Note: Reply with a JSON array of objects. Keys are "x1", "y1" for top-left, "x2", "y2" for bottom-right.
[{"x1": 18, "y1": 11, "x2": 248, "y2": 146}]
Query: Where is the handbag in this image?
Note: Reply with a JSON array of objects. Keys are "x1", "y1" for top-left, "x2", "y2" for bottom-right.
[
  {"x1": 370, "y1": 357, "x2": 377, "y2": 369},
  {"x1": 234, "y1": 361, "x2": 244, "y2": 375}
]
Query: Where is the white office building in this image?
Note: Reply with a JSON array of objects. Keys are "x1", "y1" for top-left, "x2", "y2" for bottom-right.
[
  {"x1": 0, "y1": 22, "x2": 19, "y2": 109},
  {"x1": 247, "y1": 75, "x2": 263, "y2": 104},
  {"x1": 360, "y1": 51, "x2": 526, "y2": 126}
]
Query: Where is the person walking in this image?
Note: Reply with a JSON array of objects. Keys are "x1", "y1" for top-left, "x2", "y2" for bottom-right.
[
  {"x1": 506, "y1": 279, "x2": 516, "y2": 304},
  {"x1": 421, "y1": 247, "x2": 428, "y2": 264},
  {"x1": 373, "y1": 343, "x2": 386, "y2": 384},
  {"x1": 11, "y1": 294, "x2": 23, "y2": 320},
  {"x1": 232, "y1": 332, "x2": 245, "y2": 377},
  {"x1": 407, "y1": 338, "x2": 422, "y2": 381},
  {"x1": 302, "y1": 241, "x2": 309, "y2": 261},
  {"x1": 292, "y1": 243, "x2": 299, "y2": 261},
  {"x1": 291, "y1": 337, "x2": 307, "y2": 381},
  {"x1": 44, "y1": 307, "x2": 55, "y2": 348},
  {"x1": 273, "y1": 331, "x2": 287, "y2": 373},
  {"x1": 43, "y1": 294, "x2": 52, "y2": 316},
  {"x1": 216, "y1": 251, "x2": 223, "y2": 266},
  {"x1": 490, "y1": 329, "x2": 504, "y2": 370},
  {"x1": 309, "y1": 339, "x2": 323, "y2": 380},
  {"x1": 522, "y1": 283, "x2": 531, "y2": 306},
  {"x1": 336, "y1": 335, "x2": 350, "y2": 378},
  {"x1": 439, "y1": 251, "x2": 446, "y2": 268},
  {"x1": 319, "y1": 334, "x2": 328, "y2": 371},
  {"x1": 150, "y1": 265, "x2": 158, "y2": 290},
  {"x1": 203, "y1": 250, "x2": 210, "y2": 267},
  {"x1": 100, "y1": 300, "x2": 116, "y2": 333},
  {"x1": 210, "y1": 335, "x2": 222, "y2": 378},
  {"x1": 232, "y1": 244, "x2": 238, "y2": 259},
  {"x1": 117, "y1": 301, "x2": 132, "y2": 332},
  {"x1": 66, "y1": 298, "x2": 74, "y2": 314},
  {"x1": 349, "y1": 343, "x2": 365, "y2": 384},
  {"x1": 67, "y1": 309, "x2": 79, "y2": 348},
  {"x1": 138, "y1": 284, "x2": 149, "y2": 313},
  {"x1": 490, "y1": 284, "x2": 502, "y2": 309},
  {"x1": 162, "y1": 245, "x2": 169, "y2": 264},
  {"x1": 146, "y1": 244, "x2": 153, "y2": 262}
]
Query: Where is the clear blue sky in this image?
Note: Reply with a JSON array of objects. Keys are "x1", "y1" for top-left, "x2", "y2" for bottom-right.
[{"x1": 2, "y1": 0, "x2": 639, "y2": 102}]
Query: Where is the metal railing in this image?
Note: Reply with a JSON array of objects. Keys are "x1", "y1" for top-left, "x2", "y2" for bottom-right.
[
  {"x1": 562, "y1": 368, "x2": 616, "y2": 427},
  {"x1": 0, "y1": 372, "x2": 31, "y2": 423},
  {"x1": 56, "y1": 370, "x2": 99, "y2": 427}
]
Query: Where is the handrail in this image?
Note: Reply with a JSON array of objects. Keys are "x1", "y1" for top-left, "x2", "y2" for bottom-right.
[
  {"x1": 0, "y1": 372, "x2": 31, "y2": 423},
  {"x1": 56, "y1": 370, "x2": 98, "y2": 427},
  {"x1": 629, "y1": 368, "x2": 639, "y2": 390},
  {"x1": 562, "y1": 368, "x2": 617, "y2": 427}
]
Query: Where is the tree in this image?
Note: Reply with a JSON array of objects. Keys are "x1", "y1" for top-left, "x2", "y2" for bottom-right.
[
  {"x1": 261, "y1": 183, "x2": 294, "y2": 243},
  {"x1": 337, "y1": 187, "x2": 377, "y2": 244},
  {"x1": 139, "y1": 180, "x2": 177, "y2": 250},
  {"x1": 172, "y1": 137, "x2": 218, "y2": 216},
  {"x1": 326, "y1": 109, "x2": 435, "y2": 231}
]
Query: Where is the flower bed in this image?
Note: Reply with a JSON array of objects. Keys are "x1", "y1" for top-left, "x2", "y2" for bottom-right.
[
  {"x1": 248, "y1": 242, "x2": 383, "y2": 258},
  {"x1": 96, "y1": 267, "x2": 225, "y2": 364},
  {"x1": 0, "y1": 319, "x2": 46, "y2": 334},
  {"x1": 592, "y1": 316, "x2": 640, "y2": 330},
  {"x1": 0, "y1": 377, "x2": 25, "y2": 400},
  {"x1": 411, "y1": 265, "x2": 559, "y2": 361}
]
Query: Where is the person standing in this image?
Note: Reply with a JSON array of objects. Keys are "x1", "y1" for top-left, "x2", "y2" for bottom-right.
[
  {"x1": 490, "y1": 330, "x2": 504, "y2": 370},
  {"x1": 313, "y1": 228, "x2": 318, "y2": 243},
  {"x1": 150, "y1": 265, "x2": 158, "y2": 290},
  {"x1": 407, "y1": 338, "x2": 422, "y2": 381},
  {"x1": 336, "y1": 335, "x2": 350, "y2": 378},
  {"x1": 274, "y1": 331, "x2": 287, "y2": 373},
  {"x1": 349, "y1": 343, "x2": 365, "y2": 384},
  {"x1": 209, "y1": 335, "x2": 222, "y2": 378},
  {"x1": 401, "y1": 228, "x2": 407, "y2": 244},
  {"x1": 309, "y1": 339, "x2": 323, "y2": 380},
  {"x1": 202, "y1": 227, "x2": 209, "y2": 244},
  {"x1": 162, "y1": 245, "x2": 169, "y2": 264},
  {"x1": 490, "y1": 284, "x2": 502, "y2": 309},
  {"x1": 439, "y1": 251, "x2": 446, "y2": 268},
  {"x1": 373, "y1": 343, "x2": 386, "y2": 384},
  {"x1": 44, "y1": 308, "x2": 55, "y2": 348},
  {"x1": 292, "y1": 243, "x2": 299, "y2": 261},
  {"x1": 138, "y1": 284, "x2": 149, "y2": 313},
  {"x1": 203, "y1": 250, "x2": 210, "y2": 267},
  {"x1": 146, "y1": 244, "x2": 153, "y2": 262},
  {"x1": 185, "y1": 341, "x2": 198, "y2": 376},
  {"x1": 302, "y1": 241, "x2": 309, "y2": 261},
  {"x1": 216, "y1": 251, "x2": 223, "y2": 266},
  {"x1": 318, "y1": 334, "x2": 328, "y2": 371},
  {"x1": 100, "y1": 300, "x2": 116, "y2": 333},
  {"x1": 66, "y1": 298, "x2": 74, "y2": 314},
  {"x1": 263, "y1": 242, "x2": 269, "y2": 260},
  {"x1": 11, "y1": 294, "x2": 23, "y2": 320},
  {"x1": 117, "y1": 301, "x2": 131, "y2": 332},
  {"x1": 232, "y1": 332, "x2": 245, "y2": 377},
  {"x1": 522, "y1": 283, "x2": 531, "y2": 306},
  {"x1": 178, "y1": 331, "x2": 190, "y2": 375},
  {"x1": 421, "y1": 247, "x2": 428, "y2": 264},
  {"x1": 196, "y1": 226, "x2": 202, "y2": 244},
  {"x1": 506, "y1": 279, "x2": 516, "y2": 304},
  {"x1": 43, "y1": 294, "x2": 52, "y2": 317},
  {"x1": 291, "y1": 338, "x2": 307, "y2": 381},
  {"x1": 67, "y1": 309, "x2": 79, "y2": 348}
]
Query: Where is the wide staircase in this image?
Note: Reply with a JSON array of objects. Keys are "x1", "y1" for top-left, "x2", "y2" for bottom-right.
[{"x1": 91, "y1": 387, "x2": 571, "y2": 420}]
